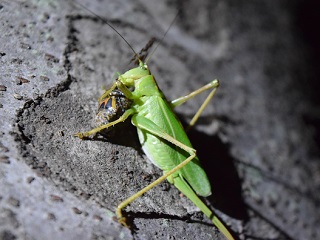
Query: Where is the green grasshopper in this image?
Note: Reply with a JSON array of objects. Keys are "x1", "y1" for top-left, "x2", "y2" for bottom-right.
[{"x1": 73, "y1": 2, "x2": 234, "y2": 240}]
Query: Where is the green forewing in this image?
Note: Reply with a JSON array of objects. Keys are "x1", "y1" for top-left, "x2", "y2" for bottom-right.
[{"x1": 134, "y1": 95, "x2": 211, "y2": 197}]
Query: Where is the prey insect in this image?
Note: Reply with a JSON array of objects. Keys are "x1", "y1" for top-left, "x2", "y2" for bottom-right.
[{"x1": 73, "y1": 2, "x2": 234, "y2": 240}]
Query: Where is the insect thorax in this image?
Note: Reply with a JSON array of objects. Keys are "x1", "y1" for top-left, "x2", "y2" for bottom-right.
[{"x1": 95, "y1": 89, "x2": 132, "y2": 126}]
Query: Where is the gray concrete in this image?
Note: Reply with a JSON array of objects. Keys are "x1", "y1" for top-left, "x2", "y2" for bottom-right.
[{"x1": 1, "y1": 0, "x2": 319, "y2": 239}]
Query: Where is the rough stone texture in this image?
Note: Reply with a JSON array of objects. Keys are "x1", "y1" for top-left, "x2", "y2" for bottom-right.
[{"x1": 1, "y1": 0, "x2": 319, "y2": 239}]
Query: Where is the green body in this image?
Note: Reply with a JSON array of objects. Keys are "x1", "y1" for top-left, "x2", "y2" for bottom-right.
[
  {"x1": 72, "y1": 2, "x2": 234, "y2": 239},
  {"x1": 75, "y1": 61, "x2": 234, "y2": 240},
  {"x1": 132, "y1": 78, "x2": 211, "y2": 197}
]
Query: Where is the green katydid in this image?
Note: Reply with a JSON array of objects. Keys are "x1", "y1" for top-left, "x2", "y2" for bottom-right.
[{"x1": 73, "y1": 2, "x2": 235, "y2": 240}]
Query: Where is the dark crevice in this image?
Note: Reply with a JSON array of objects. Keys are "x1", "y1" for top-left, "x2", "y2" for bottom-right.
[
  {"x1": 11, "y1": 10, "x2": 146, "y2": 208},
  {"x1": 43, "y1": 75, "x2": 74, "y2": 98},
  {"x1": 10, "y1": 13, "x2": 106, "y2": 204},
  {"x1": 14, "y1": 123, "x2": 31, "y2": 145},
  {"x1": 10, "y1": 11, "x2": 167, "y2": 229}
]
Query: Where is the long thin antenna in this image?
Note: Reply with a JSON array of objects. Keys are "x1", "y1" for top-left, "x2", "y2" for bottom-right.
[
  {"x1": 145, "y1": 11, "x2": 180, "y2": 64},
  {"x1": 130, "y1": 37, "x2": 156, "y2": 65},
  {"x1": 72, "y1": 1, "x2": 138, "y2": 59}
]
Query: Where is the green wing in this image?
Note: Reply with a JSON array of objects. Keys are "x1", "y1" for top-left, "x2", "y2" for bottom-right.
[{"x1": 135, "y1": 96, "x2": 211, "y2": 197}]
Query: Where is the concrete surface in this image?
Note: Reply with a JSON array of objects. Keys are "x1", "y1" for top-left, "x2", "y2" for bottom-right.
[{"x1": 1, "y1": 0, "x2": 319, "y2": 239}]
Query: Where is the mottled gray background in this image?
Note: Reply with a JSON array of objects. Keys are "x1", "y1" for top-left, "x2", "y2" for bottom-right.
[{"x1": 1, "y1": 0, "x2": 319, "y2": 239}]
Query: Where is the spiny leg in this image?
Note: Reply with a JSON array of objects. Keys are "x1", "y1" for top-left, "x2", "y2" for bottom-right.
[
  {"x1": 74, "y1": 109, "x2": 135, "y2": 139},
  {"x1": 116, "y1": 115, "x2": 197, "y2": 225},
  {"x1": 116, "y1": 153, "x2": 196, "y2": 226},
  {"x1": 170, "y1": 79, "x2": 219, "y2": 131}
]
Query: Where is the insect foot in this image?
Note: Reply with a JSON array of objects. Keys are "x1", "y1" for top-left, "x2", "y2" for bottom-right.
[
  {"x1": 73, "y1": 132, "x2": 85, "y2": 139},
  {"x1": 117, "y1": 216, "x2": 130, "y2": 228}
]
